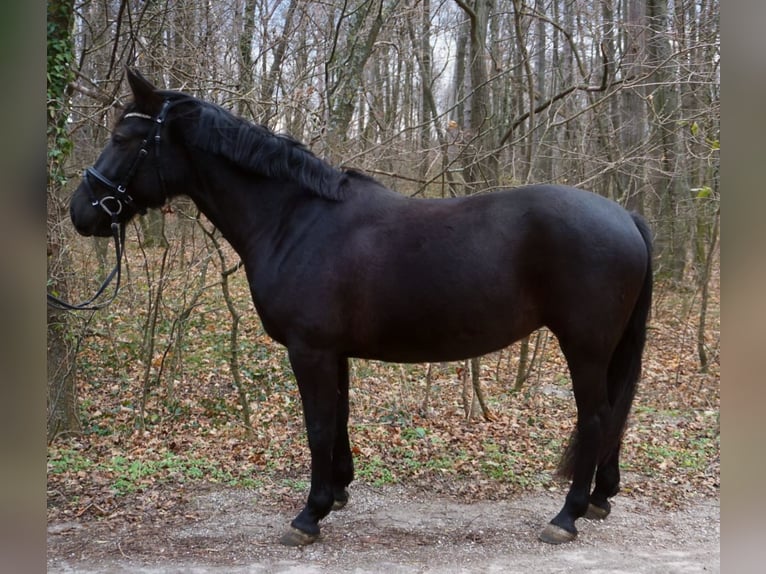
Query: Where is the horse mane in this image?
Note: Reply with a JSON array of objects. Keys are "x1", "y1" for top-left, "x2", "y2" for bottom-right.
[{"x1": 169, "y1": 95, "x2": 346, "y2": 201}]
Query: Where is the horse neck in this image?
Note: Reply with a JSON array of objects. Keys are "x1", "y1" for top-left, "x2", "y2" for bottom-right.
[{"x1": 181, "y1": 150, "x2": 304, "y2": 257}]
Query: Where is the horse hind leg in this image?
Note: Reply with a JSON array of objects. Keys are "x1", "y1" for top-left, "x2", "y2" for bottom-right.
[
  {"x1": 585, "y1": 448, "x2": 620, "y2": 519},
  {"x1": 586, "y1": 293, "x2": 647, "y2": 521},
  {"x1": 331, "y1": 357, "x2": 354, "y2": 511},
  {"x1": 539, "y1": 354, "x2": 611, "y2": 544}
]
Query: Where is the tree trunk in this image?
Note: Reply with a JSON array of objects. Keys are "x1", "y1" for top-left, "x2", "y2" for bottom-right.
[
  {"x1": 417, "y1": 0, "x2": 433, "y2": 181},
  {"x1": 513, "y1": 335, "x2": 530, "y2": 392},
  {"x1": 325, "y1": 0, "x2": 389, "y2": 161},
  {"x1": 47, "y1": 0, "x2": 79, "y2": 441},
  {"x1": 696, "y1": 206, "x2": 719, "y2": 373},
  {"x1": 646, "y1": 0, "x2": 688, "y2": 282},
  {"x1": 512, "y1": 0, "x2": 535, "y2": 182},
  {"x1": 138, "y1": 210, "x2": 168, "y2": 249},
  {"x1": 531, "y1": 0, "x2": 550, "y2": 181},
  {"x1": 470, "y1": 356, "x2": 493, "y2": 420},
  {"x1": 237, "y1": 0, "x2": 258, "y2": 115},
  {"x1": 619, "y1": 0, "x2": 647, "y2": 213},
  {"x1": 259, "y1": 0, "x2": 300, "y2": 124},
  {"x1": 456, "y1": 0, "x2": 499, "y2": 192},
  {"x1": 452, "y1": 19, "x2": 468, "y2": 130}
]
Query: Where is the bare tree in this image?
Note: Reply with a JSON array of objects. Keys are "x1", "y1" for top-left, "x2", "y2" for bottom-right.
[
  {"x1": 455, "y1": 0, "x2": 499, "y2": 192},
  {"x1": 47, "y1": 0, "x2": 80, "y2": 441},
  {"x1": 324, "y1": 0, "x2": 395, "y2": 161},
  {"x1": 646, "y1": 0, "x2": 687, "y2": 281}
]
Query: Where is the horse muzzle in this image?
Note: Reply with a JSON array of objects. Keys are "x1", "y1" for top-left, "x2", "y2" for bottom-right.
[{"x1": 70, "y1": 184, "x2": 120, "y2": 237}]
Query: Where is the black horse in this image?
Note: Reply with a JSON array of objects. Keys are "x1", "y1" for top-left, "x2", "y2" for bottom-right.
[{"x1": 70, "y1": 69, "x2": 652, "y2": 546}]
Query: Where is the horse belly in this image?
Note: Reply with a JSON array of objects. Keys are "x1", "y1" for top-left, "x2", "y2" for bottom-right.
[{"x1": 351, "y1": 290, "x2": 540, "y2": 363}]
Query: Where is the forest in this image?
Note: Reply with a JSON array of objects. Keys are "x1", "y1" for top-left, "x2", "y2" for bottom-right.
[{"x1": 47, "y1": 0, "x2": 719, "y2": 565}]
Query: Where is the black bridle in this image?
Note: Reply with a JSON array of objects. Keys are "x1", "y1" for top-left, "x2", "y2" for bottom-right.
[{"x1": 47, "y1": 100, "x2": 172, "y2": 311}]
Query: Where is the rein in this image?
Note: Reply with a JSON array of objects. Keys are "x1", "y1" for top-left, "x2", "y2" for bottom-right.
[
  {"x1": 46, "y1": 219, "x2": 126, "y2": 311},
  {"x1": 47, "y1": 100, "x2": 171, "y2": 311}
]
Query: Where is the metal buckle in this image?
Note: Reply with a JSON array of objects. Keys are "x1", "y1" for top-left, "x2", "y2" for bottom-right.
[{"x1": 99, "y1": 196, "x2": 123, "y2": 216}]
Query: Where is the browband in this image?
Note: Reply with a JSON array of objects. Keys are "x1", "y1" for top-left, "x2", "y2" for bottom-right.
[{"x1": 124, "y1": 111, "x2": 153, "y2": 120}]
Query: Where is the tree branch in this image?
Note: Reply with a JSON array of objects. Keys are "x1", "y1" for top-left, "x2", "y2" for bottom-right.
[
  {"x1": 453, "y1": 0, "x2": 476, "y2": 22},
  {"x1": 500, "y1": 41, "x2": 612, "y2": 146}
]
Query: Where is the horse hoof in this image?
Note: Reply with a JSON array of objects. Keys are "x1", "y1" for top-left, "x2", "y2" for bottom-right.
[
  {"x1": 279, "y1": 527, "x2": 319, "y2": 547},
  {"x1": 332, "y1": 490, "x2": 349, "y2": 510},
  {"x1": 585, "y1": 502, "x2": 610, "y2": 520},
  {"x1": 539, "y1": 524, "x2": 577, "y2": 545}
]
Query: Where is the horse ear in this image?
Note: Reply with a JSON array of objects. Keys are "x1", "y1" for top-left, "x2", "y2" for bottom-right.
[{"x1": 126, "y1": 68, "x2": 163, "y2": 113}]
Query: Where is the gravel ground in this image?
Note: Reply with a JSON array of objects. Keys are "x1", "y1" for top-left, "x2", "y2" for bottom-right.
[{"x1": 47, "y1": 483, "x2": 719, "y2": 573}]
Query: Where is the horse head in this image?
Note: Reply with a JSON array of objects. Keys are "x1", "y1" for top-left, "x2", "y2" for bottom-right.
[{"x1": 70, "y1": 69, "x2": 182, "y2": 237}]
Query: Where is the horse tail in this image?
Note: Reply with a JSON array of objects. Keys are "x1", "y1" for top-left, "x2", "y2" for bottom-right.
[
  {"x1": 603, "y1": 213, "x2": 653, "y2": 456},
  {"x1": 558, "y1": 212, "x2": 653, "y2": 477}
]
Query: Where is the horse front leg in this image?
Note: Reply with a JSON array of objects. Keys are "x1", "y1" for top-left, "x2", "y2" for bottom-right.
[{"x1": 279, "y1": 347, "x2": 342, "y2": 546}]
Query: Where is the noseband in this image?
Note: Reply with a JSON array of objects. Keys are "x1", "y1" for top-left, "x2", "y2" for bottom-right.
[{"x1": 47, "y1": 100, "x2": 172, "y2": 311}]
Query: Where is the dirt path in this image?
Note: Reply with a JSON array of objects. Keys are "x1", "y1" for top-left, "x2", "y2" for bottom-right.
[{"x1": 47, "y1": 483, "x2": 719, "y2": 573}]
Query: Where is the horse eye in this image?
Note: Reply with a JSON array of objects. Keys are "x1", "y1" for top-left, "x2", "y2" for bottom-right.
[{"x1": 112, "y1": 133, "x2": 128, "y2": 146}]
